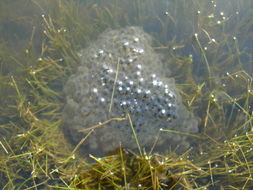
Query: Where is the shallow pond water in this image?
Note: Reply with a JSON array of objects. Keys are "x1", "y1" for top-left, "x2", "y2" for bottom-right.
[{"x1": 0, "y1": 0, "x2": 252, "y2": 189}]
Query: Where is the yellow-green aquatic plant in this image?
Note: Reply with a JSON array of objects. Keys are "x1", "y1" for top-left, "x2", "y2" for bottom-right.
[{"x1": 0, "y1": 0, "x2": 252, "y2": 189}]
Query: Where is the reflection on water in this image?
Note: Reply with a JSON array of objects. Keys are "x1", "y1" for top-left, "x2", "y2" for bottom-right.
[{"x1": 0, "y1": 0, "x2": 252, "y2": 189}]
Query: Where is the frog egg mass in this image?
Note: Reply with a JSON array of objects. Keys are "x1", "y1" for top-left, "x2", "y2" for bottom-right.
[{"x1": 63, "y1": 27, "x2": 198, "y2": 157}]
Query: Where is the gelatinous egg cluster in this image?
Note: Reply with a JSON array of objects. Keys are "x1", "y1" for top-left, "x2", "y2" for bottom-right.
[
  {"x1": 91, "y1": 62, "x2": 177, "y2": 121},
  {"x1": 63, "y1": 27, "x2": 198, "y2": 157}
]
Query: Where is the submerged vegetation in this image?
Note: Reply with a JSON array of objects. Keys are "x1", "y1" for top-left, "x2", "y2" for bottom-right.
[{"x1": 0, "y1": 0, "x2": 252, "y2": 189}]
